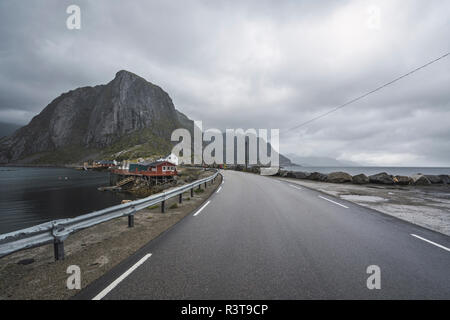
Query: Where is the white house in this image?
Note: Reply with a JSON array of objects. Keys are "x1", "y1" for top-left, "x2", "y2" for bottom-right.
[
  {"x1": 120, "y1": 160, "x2": 130, "y2": 170},
  {"x1": 157, "y1": 153, "x2": 179, "y2": 165}
]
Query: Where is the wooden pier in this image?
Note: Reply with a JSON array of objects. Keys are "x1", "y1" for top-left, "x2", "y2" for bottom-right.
[{"x1": 110, "y1": 169, "x2": 176, "y2": 187}]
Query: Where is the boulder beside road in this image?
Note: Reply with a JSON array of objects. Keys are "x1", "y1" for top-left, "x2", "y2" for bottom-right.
[
  {"x1": 307, "y1": 172, "x2": 328, "y2": 181},
  {"x1": 286, "y1": 171, "x2": 297, "y2": 178},
  {"x1": 327, "y1": 171, "x2": 352, "y2": 183},
  {"x1": 424, "y1": 175, "x2": 443, "y2": 184},
  {"x1": 277, "y1": 169, "x2": 449, "y2": 187},
  {"x1": 411, "y1": 174, "x2": 432, "y2": 185},
  {"x1": 278, "y1": 170, "x2": 288, "y2": 177},
  {"x1": 352, "y1": 174, "x2": 369, "y2": 184},
  {"x1": 294, "y1": 171, "x2": 311, "y2": 179},
  {"x1": 439, "y1": 175, "x2": 450, "y2": 184},
  {"x1": 369, "y1": 172, "x2": 395, "y2": 184},
  {"x1": 394, "y1": 175, "x2": 413, "y2": 185}
]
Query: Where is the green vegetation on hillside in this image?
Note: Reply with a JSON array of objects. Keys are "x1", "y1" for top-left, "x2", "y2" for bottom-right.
[
  {"x1": 21, "y1": 127, "x2": 175, "y2": 164},
  {"x1": 101, "y1": 127, "x2": 174, "y2": 161},
  {"x1": 27, "y1": 146, "x2": 100, "y2": 165}
]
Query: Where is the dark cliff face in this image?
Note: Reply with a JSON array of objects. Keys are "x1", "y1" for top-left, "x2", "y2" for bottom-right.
[
  {"x1": 84, "y1": 70, "x2": 183, "y2": 147},
  {"x1": 0, "y1": 70, "x2": 193, "y2": 163}
]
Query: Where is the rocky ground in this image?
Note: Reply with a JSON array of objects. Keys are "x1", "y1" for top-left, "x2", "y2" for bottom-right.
[
  {"x1": 279, "y1": 169, "x2": 450, "y2": 186},
  {"x1": 278, "y1": 177, "x2": 450, "y2": 236},
  {"x1": 0, "y1": 171, "x2": 221, "y2": 300},
  {"x1": 109, "y1": 166, "x2": 214, "y2": 198}
]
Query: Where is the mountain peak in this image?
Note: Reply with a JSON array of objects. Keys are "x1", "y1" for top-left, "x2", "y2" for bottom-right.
[{"x1": 114, "y1": 70, "x2": 141, "y2": 81}]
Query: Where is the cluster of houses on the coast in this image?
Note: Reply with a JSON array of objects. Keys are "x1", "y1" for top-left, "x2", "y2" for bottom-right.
[{"x1": 90, "y1": 153, "x2": 179, "y2": 178}]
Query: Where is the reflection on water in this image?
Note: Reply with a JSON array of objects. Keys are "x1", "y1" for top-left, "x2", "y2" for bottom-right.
[{"x1": 0, "y1": 167, "x2": 131, "y2": 234}]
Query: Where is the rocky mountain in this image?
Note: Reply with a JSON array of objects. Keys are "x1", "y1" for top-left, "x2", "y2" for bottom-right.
[
  {"x1": 220, "y1": 134, "x2": 293, "y2": 167},
  {"x1": 0, "y1": 70, "x2": 292, "y2": 166},
  {"x1": 0, "y1": 70, "x2": 193, "y2": 164}
]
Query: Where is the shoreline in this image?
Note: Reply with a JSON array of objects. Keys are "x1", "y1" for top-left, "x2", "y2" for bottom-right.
[
  {"x1": 278, "y1": 169, "x2": 450, "y2": 186},
  {"x1": 0, "y1": 166, "x2": 209, "y2": 235},
  {"x1": 281, "y1": 166, "x2": 450, "y2": 177},
  {"x1": 0, "y1": 171, "x2": 221, "y2": 299}
]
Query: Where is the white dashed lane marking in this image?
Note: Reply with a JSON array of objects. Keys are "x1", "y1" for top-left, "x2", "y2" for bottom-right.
[
  {"x1": 92, "y1": 253, "x2": 152, "y2": 300},
  {"x1": 411, "y1": 234, "x2": 450, "y2": 252},
  {"x1": 318, "y1": 195, "x2": 349, "y2": 209},
  {"x1": 193, "y1": 201, "x2": 211, "y2": 217}
]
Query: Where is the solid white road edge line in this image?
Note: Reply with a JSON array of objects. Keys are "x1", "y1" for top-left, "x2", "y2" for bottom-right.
[
  {"x1": 318, "y1": 195, "x2": 349, "y2": 209},
  {"x1": 411, "y1": 234, "x2": 450, "y2": 252},
  {"x1": 193, "y1": 200, "x2": 211, "y2": 217},
  {"x1": 289, "y1": 184, "x2": 302, "y2": 190},
  {"x1": 92, "y1": 253, "x2": 152, "y2": 300},
  {"x1": 216, "y1": 186, "x2": 222, "y2": 193}
]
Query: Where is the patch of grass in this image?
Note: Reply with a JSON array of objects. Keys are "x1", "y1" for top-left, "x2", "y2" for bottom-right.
[
  {"x1": 169, "y1": 203, "x2": 178, "y2": 209},
  {"x1": 177, "y1": 167, "x2": 202, "y2": 182},
  {"x1": 27, "y1": 145, "x2": 99, "y2": 165},
  {"x1": 148, "y1": 204, "x2": 159, "y2": 210},
  {"x1": 194, "y1": 188, "x2": 204, "y2": 194}
]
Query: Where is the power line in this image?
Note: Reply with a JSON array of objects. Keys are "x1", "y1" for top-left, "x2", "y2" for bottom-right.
[{"x1": 287, "y1": 52, "x2": 450, "y2": 132}]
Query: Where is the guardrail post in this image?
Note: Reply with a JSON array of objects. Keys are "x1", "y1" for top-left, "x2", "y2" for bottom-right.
[
  {"x1": 198, "y1": 184, "x2": 201, "y2": 190},
  {"x1": 54, "y1": 240, "x2": 64, "y2": 261},
  {"x1": 191, "y1": 188, "x2": 194, "y2": 197},
  {"x1": 128, "y1": 207, "x2": 135, "y2": 228},
  {"x1": 179, "y1": 193, "x2": 182, "y2": 204},
  {"x1": 161, "y1": 200, "x2": 165, "y2": 213},
  {"x1": 128, "y1": 215, "x2": 134, "y2": 227},
  {"x1": 51, "y1": 223, "x2": 65, "y2": 261},
  {"x1": 204, "y1": 182, "x2": 207, "y2": 188}
]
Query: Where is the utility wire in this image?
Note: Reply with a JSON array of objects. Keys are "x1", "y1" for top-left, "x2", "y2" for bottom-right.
[{"x1": 287, "y1": 52, "x2": 450, "y2": 132}]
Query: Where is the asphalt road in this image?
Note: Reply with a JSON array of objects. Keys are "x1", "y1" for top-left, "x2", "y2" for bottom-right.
[{"x1": 76, "y1": 170, "x2": 450, "y2": 299}]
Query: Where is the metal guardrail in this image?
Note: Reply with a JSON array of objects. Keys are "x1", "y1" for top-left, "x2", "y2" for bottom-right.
[{"x1": 0, "y1": 170, "x2": 219, "y2": 261}]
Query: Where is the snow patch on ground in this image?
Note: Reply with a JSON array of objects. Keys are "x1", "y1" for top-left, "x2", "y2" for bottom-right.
[{"x1": 340, "y1": 195, "x2": 388, "y2": 203}]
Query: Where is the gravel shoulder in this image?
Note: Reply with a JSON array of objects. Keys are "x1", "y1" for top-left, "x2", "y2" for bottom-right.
[
  {"x1": 277, "y1": 177, "x2": 450, "y2": 236},
  {"x1": 0, "y1": 171, "x2": 222, "y2": 300}
]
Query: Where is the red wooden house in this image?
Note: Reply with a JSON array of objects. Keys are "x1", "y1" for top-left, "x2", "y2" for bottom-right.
[{"x1": 128, "y1": 160, "x2": 177, "y2": 177}]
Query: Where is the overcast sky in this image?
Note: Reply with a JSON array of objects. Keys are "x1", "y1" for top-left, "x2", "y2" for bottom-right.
[{"x1": 0, "y1": 0, "x2": 449, "y2": 166}]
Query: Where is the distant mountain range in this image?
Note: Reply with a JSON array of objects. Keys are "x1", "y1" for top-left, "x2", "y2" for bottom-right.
[
  {"x1": 0, "y1": 70, "x2": 293, "y2": 166},
  {"x1": 285, "y1": 154, "x2": 360, "y2": 167}
]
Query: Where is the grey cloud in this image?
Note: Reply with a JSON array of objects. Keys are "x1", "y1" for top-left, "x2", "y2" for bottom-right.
[{"x1": 0, "y1": 0, "x2": 449, "y2": 165}]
